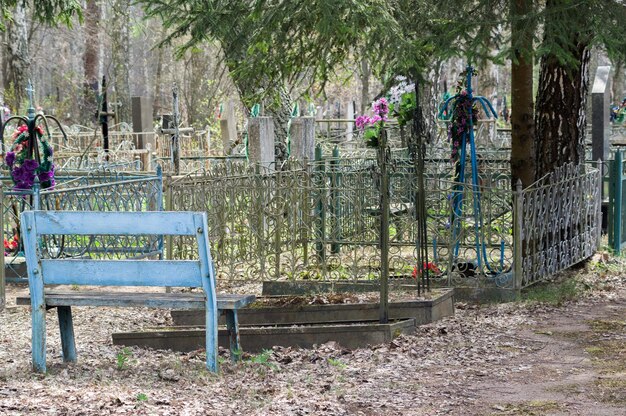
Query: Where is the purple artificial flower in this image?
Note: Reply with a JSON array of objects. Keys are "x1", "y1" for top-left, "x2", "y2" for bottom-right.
[
  {"x1": 5, "y1": 151, "x2": 15, "y2": 167},
  {"x1": 22, "y1": 159, "x2": 39, "y2": 171}
]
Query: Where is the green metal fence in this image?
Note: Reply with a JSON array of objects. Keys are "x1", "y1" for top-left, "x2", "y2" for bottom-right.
[{"x1": 608, "y1": 150, "x2": 626, "y2": 253}]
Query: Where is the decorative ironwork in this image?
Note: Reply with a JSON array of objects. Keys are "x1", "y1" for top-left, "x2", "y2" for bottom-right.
[
  {"x1": 518, "y1": 163, "x2": 601, "y2": 287},
  {"x1": 2, "y1": 169, "x2": 162, "y2": 282}
]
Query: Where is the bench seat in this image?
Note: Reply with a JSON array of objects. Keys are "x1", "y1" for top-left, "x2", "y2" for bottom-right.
[
  {"x1": 19, "y1": 210, "x2": 251, "y2": 373},
  {"x1": 17, "y1": 292, "x2": 255, "y2": 310}
]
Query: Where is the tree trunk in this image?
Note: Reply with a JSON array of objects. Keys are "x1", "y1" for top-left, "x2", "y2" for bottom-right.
[
  {"x1": 360, "y1": 57, "x2": 371, "y2": 115},
  {"x1": 510, "y1": 0, "x2": 535, "y2": 188},
  {"x1": 110, "y1": 0, "x2": 131, "y2": 123},
  {"x1": 611, "y1": 58, "x2": 624, "y2": 104},
  {"x1": 534, "y1": 1, "x2": 590, "y2": 178},
  {"x1": 3, "y1": 3, "x2": 30, "y2": 112},
  {"x1": 83, "y1": 0, "x2": 101, "y2": 121},
  {"x1": 152, "y1": 28, "x2": 166, "y2": 119}
]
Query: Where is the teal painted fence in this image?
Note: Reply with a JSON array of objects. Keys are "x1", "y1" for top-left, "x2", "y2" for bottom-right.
[{"x1": 608, "y1": 150, "x2": 626, "y2": 253}]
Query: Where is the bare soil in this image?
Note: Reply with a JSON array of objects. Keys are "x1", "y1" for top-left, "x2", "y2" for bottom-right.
[{"x1": 0, "y1": 264, "x2": 624, "y2": 415}]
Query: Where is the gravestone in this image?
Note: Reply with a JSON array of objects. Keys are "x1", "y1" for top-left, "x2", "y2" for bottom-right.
[
  {"x1": 131, "y1": 96, "x2": 155, "y2": 170},
  {"x1": 248, "y1": 116, "x2": 275, "y2": 171},
  {"x1": 591, "y1": 66, "x2": 611, "y2": 164},
  {"x1": 289, "y1": 117, "x2": 316, "y2": 160},
  {"x1": 345, "y1": 100, "x2": 355, "y2": 141},
  {"x1": 220, "y1": 100, "x2": 237, "y2": 155},
  {"x1": 316, "y1": 105, "x2": 327, "y2": 133}
]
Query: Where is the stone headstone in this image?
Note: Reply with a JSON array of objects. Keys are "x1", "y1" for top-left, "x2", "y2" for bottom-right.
[
  {"x1": 220, "y1": 100, "x2": 238, "y2": 155},
  {"x1": 248, "y1": 116, "x2": 275, "y2": 171},
  {"x1": 592, "y1": 66, "x2": 611, "y2": 164},
  {"x1": 131, "y1": 96, "x2": 155, "y2": 170},
  {"x1": 132, "y1": 96, "x2": 154, "y2": 144},
  {"x1": 290, "y1": 117, "x2": 316, "y2": 160},
  {"x1": 345, "y1": 100, "x2": 355, "y2": 141}
]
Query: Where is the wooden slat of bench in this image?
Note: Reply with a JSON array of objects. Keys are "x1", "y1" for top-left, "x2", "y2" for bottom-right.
[
  {"x1": 16, "y1": 292, "x2": 255, "y2": 310},
  {"x1": 32, "y1": 211, "x2": 203, "y2": 236},
  {"x1": 40, "y1": 260, "x2": 203, "y2": 287}
]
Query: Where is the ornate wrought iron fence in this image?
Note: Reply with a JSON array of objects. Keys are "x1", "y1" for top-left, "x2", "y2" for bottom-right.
[
  {"x1": 516, "y1": 163, "x2": 601, "y2": 288},
  {"x1": 2, "y1": 168, "x2": 163, "y2": 282}
]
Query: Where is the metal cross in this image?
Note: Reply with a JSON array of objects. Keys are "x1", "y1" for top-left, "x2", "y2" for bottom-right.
[{"x1": 26, "y1": 80, "x2": 36, "y2": 120}]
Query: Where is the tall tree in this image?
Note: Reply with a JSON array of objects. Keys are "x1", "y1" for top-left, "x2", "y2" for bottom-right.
[
  {"x1": 83, "y1": 0, "x2": 101, "y2": 118},
  {"x1": 1, "y1": 0, "x2": 81, "y2": 110},
  {"x1": 510, "y1": 0, "x2": 536, "y2": 187},
  {"x1": 534, "y1": 0, "x2": 591, "y2": 177},
  {"x1": 3, "y1": 2, "x2": 30, "y2": 111},
  {"x1": 110, "y1": 0, "x2": 131, "y2": 123}
]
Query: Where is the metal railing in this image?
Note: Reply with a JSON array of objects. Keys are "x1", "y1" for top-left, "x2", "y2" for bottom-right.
[{"x1": 2, "y1": 168, "x2": 163, "y2": 283}]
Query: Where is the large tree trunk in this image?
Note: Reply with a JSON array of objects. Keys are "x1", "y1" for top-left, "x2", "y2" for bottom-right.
[
  {"x1": 510, "y1": 0, "x2": 535, "y2": 188},
  {"x1": 110, "y1": 0, "x2": 131, "y2": 123},
  {"x1": 83, "y1": 0, "x2": 101, "y2": 122},
  {"x1": 534, "y1": 1, "x2": 590, "y2": 178},
  {"x1": 3, "y1": 3, "x2": 30, "y2": 112}
]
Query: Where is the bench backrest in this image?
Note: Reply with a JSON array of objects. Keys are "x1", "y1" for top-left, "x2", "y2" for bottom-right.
[{"x1": 20, "y1": 211, "x2": 216, "y2": 294}]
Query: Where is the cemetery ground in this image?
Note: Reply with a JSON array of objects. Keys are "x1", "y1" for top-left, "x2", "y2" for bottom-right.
[{"x1": 0, "y1": 255, "x2": 624, "y2": 416}]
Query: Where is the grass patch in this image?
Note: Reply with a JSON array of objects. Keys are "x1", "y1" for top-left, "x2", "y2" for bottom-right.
[
  {"x1": 521, "y1": 278, "x2": 581, "y2": 305},
  {"x1": 587, "y1": 319, "x2": 626, "y2": 333}
]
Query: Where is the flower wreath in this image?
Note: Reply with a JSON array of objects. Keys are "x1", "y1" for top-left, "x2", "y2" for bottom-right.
[
  {"x1": 448, "y1": 72, "x2": 480, "y2": 164},
  {"x1": 5, "y1": 124, "x2": 55, "y2": 190}
]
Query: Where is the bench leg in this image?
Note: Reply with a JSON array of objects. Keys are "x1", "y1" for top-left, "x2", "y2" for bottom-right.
[
  {"x1": 31, "y1": 303, "x2": 47, "y2": 373},
  {"x1": 205, "y1": 306, "x2": 218, "y2": 373},
  {"x1": 57, "y1": 306, "x2": 77, "y2": 363},
  {"x1": 224, "y1": 310, "x2": 242, "y2": 362}
]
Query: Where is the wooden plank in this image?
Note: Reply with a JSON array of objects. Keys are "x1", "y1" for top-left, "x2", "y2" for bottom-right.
[
  {"x1": 21, "y1": 212, "x2": 48, "y2": 373},
  {"x1": 25, "y1": 211, "x2": 206, "y2": 236},
  {"x1": 57, "y1": 306, "x2": 77, "y2": 362},
  {"x1": 40, "y1": 259, "x2": 203, "y2": 287},
  {"x1": 16, "y1": 292, "x2": 255, "y2": 310}
]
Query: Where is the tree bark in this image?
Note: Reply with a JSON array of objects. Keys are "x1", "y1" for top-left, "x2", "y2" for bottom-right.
[
  {"x1": 534, "y1": 0, "x2": 590, "y2": 178},
  {"x1": 360, "y1": 57, "x2": 371, "y2": 115},
  {"x1": 611, "y1": 58, "x2": 624, "y2": 105},
  {"x1": 510, "y1": 0, "x2": 535, "y2": 188},
  {"x1": 110, "y1": 0, "x2": 131, "y2": 123},
  {"x1": 83, "y1": 0, "x2": 101, "y2": 121},
  {"x1": 3, "y1": 3, "x2": 30, "y2": 111}
]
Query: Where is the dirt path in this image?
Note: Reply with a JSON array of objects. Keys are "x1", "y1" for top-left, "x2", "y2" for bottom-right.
[
  {"x1": 467, "y1": 297, "x2": 626, "y2": 415},
  {"x1": 0, "y1": 270, "x2": 624, "y2": 415}
]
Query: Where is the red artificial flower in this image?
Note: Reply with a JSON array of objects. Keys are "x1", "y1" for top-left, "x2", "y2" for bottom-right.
[{"x1": 412, "y1": 262, "x2": 441, "y2": 278}]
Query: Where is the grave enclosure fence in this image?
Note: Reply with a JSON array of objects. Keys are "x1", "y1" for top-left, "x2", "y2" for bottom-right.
[
  {"x1": 165, "y1": 150, "x2": 601, "y2": 293},
  {"x1": 1, "y1": 169, "x2": 163, "y2": 284}
]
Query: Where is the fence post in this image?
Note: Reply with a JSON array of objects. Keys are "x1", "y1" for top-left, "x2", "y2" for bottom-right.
[
  {"x1": 597, "y1": 159, "x2": 603, "y2": 250},
  {"x1": 314, "y1": 146, "x2": 326, "y2": 263},
  {"x1": 608, "y1": 157, "x2": 615, "y2": 248},
  {"x1": 379, "y1": 128, "x2": 390, "y2": 324},
  {"x1": 330, "y1": 146, "x2": 341, "y2": 254},
  {"x1": 164, "y1": 173, "x2": 173, "y2": 293},
  {"x1": 274, "y1": 170, "x2": 282, "y2": 280},
  {"x1": 0, "y1": 183, "x2": 4, "y2": 311},
  {"x1": 513, "y1": 179, "x2": 523, "y2": 292},
  {"x1": 613, "y1": 151, "x2": 623, "y2": 254}
]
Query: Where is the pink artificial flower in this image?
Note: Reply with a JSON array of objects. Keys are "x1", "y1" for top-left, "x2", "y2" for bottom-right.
[
  {"x1": 355, "y1": 115, "x2": 370, "y2": 131},
  {"x1": 372, "y1": 98, "x2": 389, "y2": 117}
]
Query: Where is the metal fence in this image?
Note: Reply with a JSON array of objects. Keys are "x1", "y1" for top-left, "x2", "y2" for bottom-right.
[
  {"x1": 608, "y1": 150, "x2": 626, "y2": 253},
  {"x1": 516, "y1": 163, "x2": 601, "y2": 288},
  {"x1": 2, "y1": 168, "x2": 163, "y2": 282}
]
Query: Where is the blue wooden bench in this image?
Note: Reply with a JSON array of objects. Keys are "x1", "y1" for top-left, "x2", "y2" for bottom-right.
[{"x1": 16, "y1": 210, "x2": 254, "y2": 373}]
